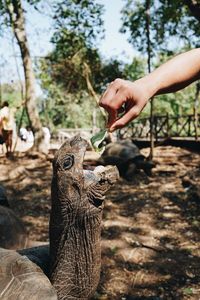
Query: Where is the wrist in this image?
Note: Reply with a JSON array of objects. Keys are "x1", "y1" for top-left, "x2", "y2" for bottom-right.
[{"x1": 136, "y1": 74, "x2": 159, "y2": 99}]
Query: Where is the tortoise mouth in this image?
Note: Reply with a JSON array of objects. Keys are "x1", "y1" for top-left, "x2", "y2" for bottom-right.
[
  {"x1": 83, "y1": 163, "x2": 96, "y2": 171},
  {"x1": 83, "y1": 164, "x2": 119, "y2": 186},
  {"x1": 93, "y1": 165, "x2": 119, "y2": 184}
]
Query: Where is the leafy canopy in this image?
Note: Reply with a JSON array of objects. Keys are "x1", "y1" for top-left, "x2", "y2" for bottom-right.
[{"x1": 120, "y1": 0, "x2": 200, "y2": 54}]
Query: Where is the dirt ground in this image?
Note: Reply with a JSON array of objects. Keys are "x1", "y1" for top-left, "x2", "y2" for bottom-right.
[{"x1": 0, "y1": 144, "x2": 200, "y2": 300}]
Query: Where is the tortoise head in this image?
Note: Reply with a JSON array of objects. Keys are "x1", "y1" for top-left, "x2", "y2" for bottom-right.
[{"x1": 51, "y1": 135, "x2": 119, "y2": 213}]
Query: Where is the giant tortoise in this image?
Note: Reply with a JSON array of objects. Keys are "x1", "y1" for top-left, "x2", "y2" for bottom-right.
[
  {"x1": 99, "y1": 139, "x2": 155, "y2": 181},
  {"x1": 0, "y1": 136, "x2": 119, "y2": 299}
]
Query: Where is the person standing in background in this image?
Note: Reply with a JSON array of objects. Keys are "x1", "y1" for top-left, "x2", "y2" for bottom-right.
[{"x1": 0, "y1": 101, "x2": 15, "y2": 156}]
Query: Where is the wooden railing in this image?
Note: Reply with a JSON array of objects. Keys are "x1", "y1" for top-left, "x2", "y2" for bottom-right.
[{"x1": 118, "y1": 114, "x2": 200, "y2": 141}]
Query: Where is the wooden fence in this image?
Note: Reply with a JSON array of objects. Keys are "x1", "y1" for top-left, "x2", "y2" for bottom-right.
[{"x1": 118, "y1": 114, "x2": 200, "y2": 141}]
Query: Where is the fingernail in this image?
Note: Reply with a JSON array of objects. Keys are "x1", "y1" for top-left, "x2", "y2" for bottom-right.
[{"x1": 109, "y1": 126, "x2": 115, "y2": 132}]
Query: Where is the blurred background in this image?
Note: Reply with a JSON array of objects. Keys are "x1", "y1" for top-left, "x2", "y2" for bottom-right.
[
  {"x1": 0, "y1": 2, "x2": 200, "y2": 299},
  {"x1": 0, "y1": 0, "x2": 199, "y2": 153}
]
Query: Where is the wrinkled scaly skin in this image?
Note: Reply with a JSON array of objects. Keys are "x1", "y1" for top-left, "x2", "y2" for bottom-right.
[
  {"x1": 0, "y1": 185, "x2": 9, "y2": 207},
  {"x1": 49, "y1": 136, "x2": 119, "y2": 299}
]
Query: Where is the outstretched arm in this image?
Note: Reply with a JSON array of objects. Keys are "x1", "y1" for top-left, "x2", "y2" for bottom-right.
[{"x1": 99, "y1": 48, "x2": 200, "y2": 131}]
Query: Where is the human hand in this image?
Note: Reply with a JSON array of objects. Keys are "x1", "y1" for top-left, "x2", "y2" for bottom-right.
[{"x1": 99, "y1": 78, "x2": 152, "y2": 132}]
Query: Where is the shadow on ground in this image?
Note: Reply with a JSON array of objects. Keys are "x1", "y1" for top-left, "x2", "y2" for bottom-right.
[{"x1": 0, "y1": 146, "x2": 200, "y2": 299}]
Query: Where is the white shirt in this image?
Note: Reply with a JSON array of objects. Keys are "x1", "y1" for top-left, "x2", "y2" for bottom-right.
[{"x1": 0, "y1": 106, "x2": 15, "y2": 131}]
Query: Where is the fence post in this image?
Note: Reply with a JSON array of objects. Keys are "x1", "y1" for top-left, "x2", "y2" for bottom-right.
[
  {"x1": 188, "y1": 115, "x2": 191, "y2": 137},
  {"x1": 194, "y1": 82, "x2": 200, "y2": 141},
  {"x1": 166, "y1": 113, "x2": 169, "y2": 138},
  {"x1": 154, "y1": 116, "x2": 157, "y2": 142}
]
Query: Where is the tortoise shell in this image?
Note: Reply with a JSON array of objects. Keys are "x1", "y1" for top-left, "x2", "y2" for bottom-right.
[
  {"x1": 0, "y1": 248, "x2": 57, "y2": 299},
  {"x1": 100, "y1": 140, "x2": 144, "y2": 167}
]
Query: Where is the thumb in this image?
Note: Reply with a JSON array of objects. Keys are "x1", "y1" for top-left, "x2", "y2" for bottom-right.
[{"x1": 110, "y1": 106, "x2": 141, "y2": 131}]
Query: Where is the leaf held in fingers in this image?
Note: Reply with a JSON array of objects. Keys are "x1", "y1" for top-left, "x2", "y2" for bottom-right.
[{"x1": 90, "y1": 129, "x2": 107, "y2": 153}]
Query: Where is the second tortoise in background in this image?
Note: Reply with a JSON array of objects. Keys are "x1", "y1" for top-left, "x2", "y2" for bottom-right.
[{"x1": 99, "y1": 139, "x2": 155, "y2": 181}]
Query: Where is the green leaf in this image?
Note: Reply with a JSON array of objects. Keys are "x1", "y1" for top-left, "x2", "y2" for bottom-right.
[
  {"x1": 183, "y1": 288, "x2": 193, "y2": 295},
  {"x1": 90, "y1": 129, "x2": 107, "y2": 153}
]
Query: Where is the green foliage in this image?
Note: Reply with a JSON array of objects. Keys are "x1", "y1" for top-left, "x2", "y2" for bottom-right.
[
  {"x1": 120, "y1": 0, "x2": 200, "y2": 54},
  {"x1": 0, "y1": 0, "x2": 4, "y2": 11},
  {"x1": 38, "y1": 87, "x2": 105, "y2": 129},
  {"x1": 156, "y1": 86, "x2": 196, "y2": 116},
  {"x1": 140, "y1": 84, "x2": 197, "y2": 118},
  {"x1": 153, "y1": 0, "x2": 200, "y2": 48},
  {"x1": 94, "y1": 58, "x2": 125, "y2": 93},
  {"x1": 52, "y1": 0, "x2": 104, "y2": 57},
  {"x1": 45, "y1": 0, "x2": 110, "y2": 96},
  {"x1": 0, "y1": 82, "x2": 29, "y2": 128},
  {"x1": 38, "y1": 54, "x2": 105, "y2": 129},
  {"x1": 0, "y1": 0, "x2": 9, "y2": 31},
  {"x1": 123, "y1": 56, "x2": 146, "y2": 81},
  {"x1": 37, "y1": 0, "x2": 132, "y2": 128},
  {"x1": 38, "y1": 45, "x2": 132, "y2": 127},
  {"x1": 121, "y1": 0, "x2": 151, "y2": 54},
  {"x1": 120, "y1": 0, "x2": 199, "y2": 119},
  {"x1": 0, "y1": 82, "x2": 21, "y2": 107},
  {"x1": 41, "y1": 46, "x2": 101, "y2": 94}
]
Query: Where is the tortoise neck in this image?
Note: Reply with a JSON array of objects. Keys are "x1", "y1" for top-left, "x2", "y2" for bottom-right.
[{"x1": 49, "y1": 179, "x2": 103, "y2": 299}]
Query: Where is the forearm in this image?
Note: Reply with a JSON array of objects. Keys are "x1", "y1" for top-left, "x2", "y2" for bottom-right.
[
  {"x1": 99, "y1": 48, "x2": 200, "y2": 130},
  {"x1": 139, "y1": 48, "x2": 200, "y2": 98}
]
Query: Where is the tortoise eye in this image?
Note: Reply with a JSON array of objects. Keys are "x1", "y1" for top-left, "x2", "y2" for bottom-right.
[{"x1": 63, "y1": 155, "x2": 74, "y2": 170}]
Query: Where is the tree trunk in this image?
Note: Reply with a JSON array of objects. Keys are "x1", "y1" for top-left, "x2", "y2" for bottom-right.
[
  {"x1": 194, "y1": 81, "x2": 200, "y2": 141},
  {"x1": 145, "y1": 0, "x2": 154, "y2": 159},
  {"x1": 83, "y1": 62, "x2": 106, "y2": 118},
  {"x1": 83, "y1": 62, "x2": 115, "y2": 142},
  {"x1": 5, "y1": 0, "x2": 47, "y2": 153},
  {"x1": 0, "y1": 66, "x2": 2, "y2": 106}
]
